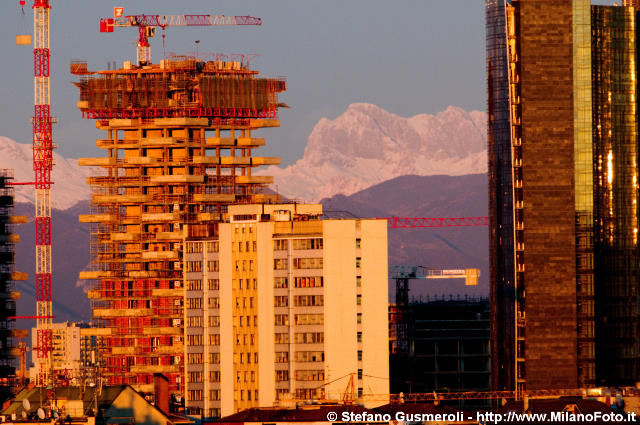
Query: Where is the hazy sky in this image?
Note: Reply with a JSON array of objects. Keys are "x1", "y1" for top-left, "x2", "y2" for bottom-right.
[{"x1": 2, "y1": 1, "x2": 486, "y2": 165}]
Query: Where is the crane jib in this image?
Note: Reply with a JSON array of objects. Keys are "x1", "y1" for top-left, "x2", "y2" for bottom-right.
[{"x1": 109, "y1": 14, "x2": 262, "y2": 28}]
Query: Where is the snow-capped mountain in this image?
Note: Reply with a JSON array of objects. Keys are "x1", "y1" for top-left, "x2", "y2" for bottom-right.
[
  {"x1": 259, "y1": 103, "x2": 487, "y2": 202},
  {"x1": 0, "y1": 103, "x2": 487, "y2": 209},
  {"x1": 0, "y1": 137, "x2": 91, "y2": 210}
]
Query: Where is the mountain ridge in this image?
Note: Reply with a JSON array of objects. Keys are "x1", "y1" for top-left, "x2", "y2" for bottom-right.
[
  {"x1": 260, "y1": 103, "x2": 487, "y2": 202},
  {"x1": 0, "y1": 137, "x2": 92, "y2": 210}
]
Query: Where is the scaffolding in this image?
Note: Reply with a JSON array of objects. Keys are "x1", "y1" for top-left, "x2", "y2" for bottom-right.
[
  {"x1": 73, "y1": 59, "x2": 285, "y2": 398},
  {"x1": 0, "y1": 169, "x2": 28, "y2": 398}
]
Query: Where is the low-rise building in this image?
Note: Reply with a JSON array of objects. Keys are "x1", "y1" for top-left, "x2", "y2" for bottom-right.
[
  {"x1": 1, "y1": 385, "x2": 192, "y2": 425},
  {"x1": 30, "y1": 322, "x2": 95, "y2": 385}
]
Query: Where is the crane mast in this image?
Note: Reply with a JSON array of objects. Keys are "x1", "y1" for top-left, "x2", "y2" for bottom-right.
[{"x1": 32, "y1": 0, "x2": 54, "y2": 386}]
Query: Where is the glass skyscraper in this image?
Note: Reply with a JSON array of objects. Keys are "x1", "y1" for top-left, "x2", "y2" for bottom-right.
[{"x1": 487, "y1": 0, "x2": 640, "y2": 392}]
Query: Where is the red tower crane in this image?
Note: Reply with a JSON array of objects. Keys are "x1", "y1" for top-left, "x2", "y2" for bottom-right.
[
  {"x1": 15, "y1": 0, "x2": 55, "y2": 386},
  {"x1": 378, "y1": 216, "x2": 488, "y2": 228},
  {"x1": 99, "y1": 12, "x2": 262, "y2": 65}
]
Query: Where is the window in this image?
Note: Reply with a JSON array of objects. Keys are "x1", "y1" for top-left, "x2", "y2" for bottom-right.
[
  {"x1": 206, "y1": 241, "x2": 219, "y2": 253},
  {"x1": 276, "y1": 352, "x2": 289, "y2": 363},
  {"x1": 295, "y1": 314, "x2": 324, "y2": 325},
  {"x1": 295, "y1": 370, "x2": 325, "y2": 381},
  {"x1": 356, "y1": 238, "x2": 361, "y2": 248},
  {"x1": 356, "y1": 276, "x2": 362, "y2": 287},
  {"x1": 209, "y1": 334, "x2": 220, "y2": 345},
  {"x1": 358, "y1": 350, "x2": 362, "y2": 361},
  {"x1": 292, "y1": 238, "x2": 323, "y2": 250},
  {"x1": 209, "y1": 371, "x2": 220, "y2": 382},
  {"x1": 186, "y1": 261, "x2": 202, "y2": 272},
  {"x1": 294, "y1": 276, "x2": 323, "y2": 288},
  {"x1": 274, "y1": 296, "x2": 289, "y2": 307},
  {"x1": 356, "y1": 257, "x2": 361, "y2": 268},
  {"x1": 209, "y1": 316, "x2": 220, "y2": 327},
  {"x1": 357, "y1": 332, "x2": 362, "y2": 343},
  {"x1": 208, "y1": 279, "x2": 219, "y2": 290},
  {"x1": 209, "y1": 297, "x2": 219, "y2": 309},
  {"x1": 357, "y1": 313, "x2": 362, "y2": 324},
  {"x1": 209, "y1": 389, "x2": 220, "y2": 401},
  {"x1": 295, "y1": 351, "x2": 324, "y2": 362},
  {"x1": 275, "y1": 277, "x2": 288, "y2": 288},
  {"x1": 294, "y1": 295, "x2": 323, "y2": 307},
  {"x1": 274, "y1": 239, "x2": 288, "y2": 250},
  {"x1": 188, "y1": 390, "x2": 203, "y2": 401},
  {"x1": 294, "y1": 332, "x2": 324, "y2": 344},
  {"x1": 187, "y1": 335, "x2": 203, "y2": 346},
  {"x1": 274, "y1": 259, "x2": 288, "y2": 270},
  {"x1": 187, "y1": 298, "x2": 202, "y2": 309},
  {"x1": 187, "y1": 316, "x2": 202, "y2": 327},
  {"x1": 186, "y1": 243, "x2": 202, "y2": 253},
  {"x1": 275, "y1": 314, "x2": 289, "y2": 326},
  {"x1": 292, "y1": 258, "x2": 323, "y2": 269},
  {"x1": 207, "y1": 261, "x2": 219, "y2": 272},
  {"x1": 209, "y1": 352, "x2": 220, "y2": 364},
  {"x1": 275, "y1": 333, "x2": 289, "y2": 344},
  {"x1": 189, "y1": 371, "x2": 203, "y2": 383},
  {"x1": 187, "y1": 280, "x2": 202, "y2": 290},
  {"x1": 357, "y1": 369, "x2": 363, "y2": 380},
  {"x1": 276, "y1": 370, "x2": 289, "y2": 382},
  {"x1": 187, "y1": 353, "x2": 203, "y2": 364},
  {"x1": 356, "y1": 294, "x2": 362, "y2": 305}
]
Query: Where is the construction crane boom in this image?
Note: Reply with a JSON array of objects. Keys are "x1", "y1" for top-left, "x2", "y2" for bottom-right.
[
  {"x1": 99, "y1": 12, "x2": 262, "y2": 66},
  {"x1": 379, "y1": 216, "x2": 489, "y2": 228},
  {"x1": 109, "y1": 14, "x2": 262, "y2": 28}
]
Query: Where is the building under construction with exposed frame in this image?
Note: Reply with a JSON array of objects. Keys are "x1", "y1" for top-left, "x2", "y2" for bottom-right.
[
  {"x1": 72, "y1": 57, "x2": 286, "y2": 398},
  {"x1": 0, "y1": 170, "x2": 28, "y2": 400}
]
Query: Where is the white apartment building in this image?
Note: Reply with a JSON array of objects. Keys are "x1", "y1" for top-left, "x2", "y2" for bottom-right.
[{"x1": 183, "y1": 204, "x2": 389, "y2": 418}]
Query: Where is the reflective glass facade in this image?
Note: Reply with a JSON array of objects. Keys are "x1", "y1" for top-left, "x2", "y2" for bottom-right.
[
  {"x1": 486, "y1": 0, "x2": 517, "y2": 392},
  {"x1": 574, "y1": 0, "x2": 596, "y2": 388},
  {"x1": 488, "y1": 0, "x2": 640, "y2": 391},
  {"x1": 592, "y1": 5, "x2": 639, "y2": 385}
]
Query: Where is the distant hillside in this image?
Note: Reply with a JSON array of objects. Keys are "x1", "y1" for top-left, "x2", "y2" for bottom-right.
[
  {"x1": 13, "y1": 201, "x2": 91, "y2": 329},
  {"x1": 10, "y1": 174, "x2": 489, "y2": 323},
  {"x1": 321, "y1": 174, "x2": 488, "y2": 300},
  {"x1": 9, "y1": 173, "x2": 488, "y2": 325}
]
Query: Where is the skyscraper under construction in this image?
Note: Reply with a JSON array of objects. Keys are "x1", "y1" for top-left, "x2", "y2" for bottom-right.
[
  {"x1": 72, "y1": 57, "x2": 285, "y2": 396},
  {"x1": 0, "y1": 170, "x2": 28, "y2": 398},
  {"x1": 488, "y1": 0, "x2": 640, "y2": 392}
]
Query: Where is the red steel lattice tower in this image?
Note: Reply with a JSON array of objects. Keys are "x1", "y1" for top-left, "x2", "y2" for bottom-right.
[{"x1": 32, "y1": 0, "x2": 54, "y2": 386}]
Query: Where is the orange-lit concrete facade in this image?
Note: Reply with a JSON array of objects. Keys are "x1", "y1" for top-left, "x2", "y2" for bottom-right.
[
  {"x1": 183, "y1": 204, "x2": 389, "y2": 419},
  {"x1": 73, "y1": 58, "x2": 285, "y2": 396}
]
